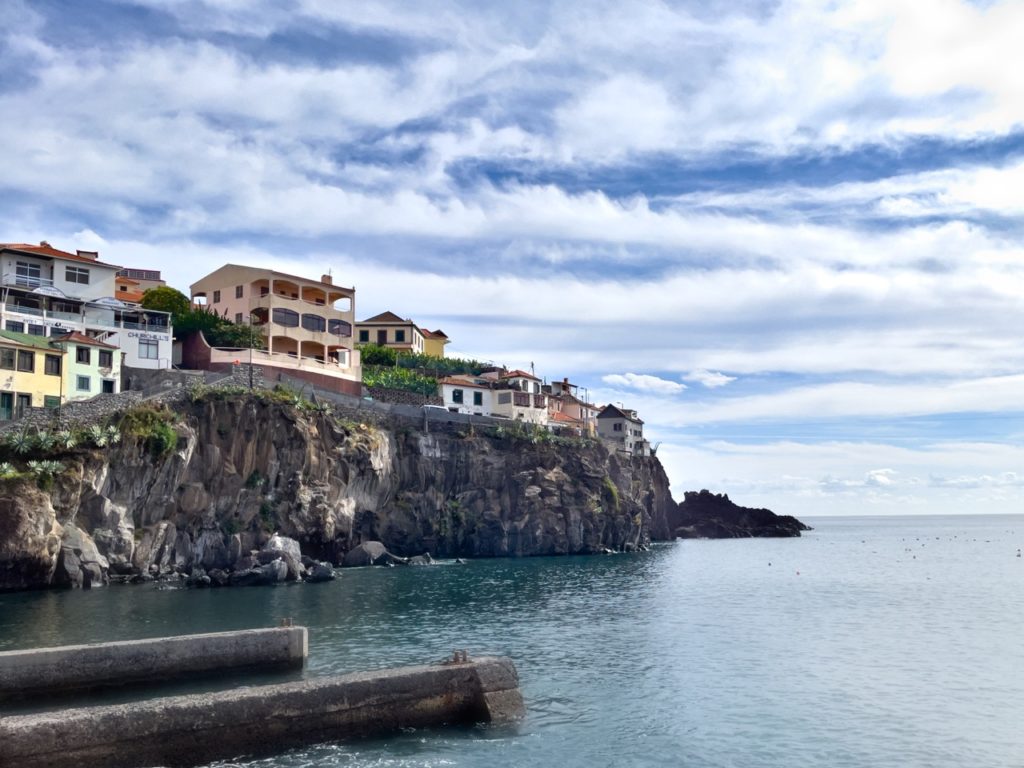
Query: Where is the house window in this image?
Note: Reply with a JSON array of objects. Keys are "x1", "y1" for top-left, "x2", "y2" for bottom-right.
[
  {"x1": 212, "y1": 290, "x2": 221, "y2": 303},
  {"x1": 66, "y1": 266, "x2": 90, "y2": 285},
  {"x1": 272, "y1": 308, "x2": 299, "y2": 327},
  {"x1": 0, "y1": 349, "x2": 14, "y2": 370},
  {"x1": 44, "y1": 396, "x2": 60, "y2": 410},
  {"x1": 102, "y1": 379, "x2": 116, "y2": 394},
  {"x1": 5, "y1": 321, "x2": 24, "y2": 333},
  {"x1": 28, "y1": 324, "x2": 45, "y2": 336},
  {"x1": 613, "y1": 423, "x2": 623, "y2": 432},
  {"x1": 99, "y1": 350, "x2": 113, "y2": 368},
  {"x1": 17, "y1": 350, "x2": 34, "y2": 372},
  {"x1": 328, "y1": 319, "x2": 352, "y2": 337},
  {"x1": 377, "y1": 330, "x2": 387, "y2": 344},
  {"x1": 358, "y1": 329, "x2": 369, "y2": 343},
  {"x1": 15, "y1": 261, "x2": 42, "y2": 287},
  {"x1": 235, "y1": 285, "x2": 244, "y2": 298},
  {"x1": 497, "y1": 392, "x2": 511, "y2": 404},
  {"x1": 77, "y1": 375, "x2": 90, "y2": 392},
  {"x1": 76, "y1": 346, "x2": 91, "y2": 364},
  {"x1": 139, "y1": 339, "x2": 159, "y2": 359},
  {"x1": 235, "y1": 313, "x2": 243, "y2": 324},
  {"x1": 395, "y1": 329, "x2": 406, "y2": 343},
  {"x1": 45, "y1": 355, "x2": 61, "y2": 376},
  {"x1": 301, "y1": 314, "x2": 326, "y2": 332},
  {"x1": 452, "y1": 389, "x2": 464, "y2": 404},
  {"x1": 473, "y1": 391, "x2": 483, "y2": 406}
]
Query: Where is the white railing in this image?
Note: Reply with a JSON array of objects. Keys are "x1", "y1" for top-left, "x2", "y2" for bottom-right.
[
  {"x1": 210, "y1": 347, "x2": 359, "y2": 376},
  {"x1": 2, "y1": 273, "x2": 54, "y2": 289}
]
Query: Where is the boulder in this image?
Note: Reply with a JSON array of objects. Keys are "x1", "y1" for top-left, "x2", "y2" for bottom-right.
[
  {"x1": 256, "y1": 549, "x2": 303, "y2": 581},
  {"x1": 207, "y1": 568, "x2": 230, "y2": 587},
  {"x1": 263, "y1": 534, "x2": 302, "y2": 562},
  {"x1": 227, "y1": 560, "x2": 287, "y2": 587},
  {"x1": 185, "y1": 567, "x2": 211, "y2": 588},
  {"x1": 304, "y1": 561, "x2": 336, "y2": 583},
  {"x1": 408, "y1": 553, "x2": 434, "y2": 566},
  {"x1": 54, "y1": 525, "x2": 110, "y2": 589},
  {"x1": 342, "y1": 541, "x2": 407, "y2": 567}
]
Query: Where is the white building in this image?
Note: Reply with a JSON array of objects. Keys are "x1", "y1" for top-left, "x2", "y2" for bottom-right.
[
  {"x1": 0, "y1": 242, "x2": 173, "y2": 370},
  {"x1": 437, "y1": 369, "x2": 549, "y2": 425}
]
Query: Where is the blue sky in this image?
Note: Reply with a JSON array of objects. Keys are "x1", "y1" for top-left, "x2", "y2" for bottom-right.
[{"x1": 3, "y1": 0, "x2": 1024, "y2": 516}]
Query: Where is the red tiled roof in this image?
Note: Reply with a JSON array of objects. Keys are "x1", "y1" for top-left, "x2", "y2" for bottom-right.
[
  {"x1": 549, "y1": 411, "x2": 582, "y2": 424},
  {"x1": 0, "y1": 242, "x2": 122, "y2": 269},
  {"x1": 53, "y1": 331, "x2": 119, "y2": 349},
  {"x1": 438, "y1": 375, "x2": 489, "y2": 389},
  {"x1": 502, "y1": 369, "x2": 540, "y2": 381},
  {"x1": 358, "y1": 311, "x2": 408, "y2": 324}
]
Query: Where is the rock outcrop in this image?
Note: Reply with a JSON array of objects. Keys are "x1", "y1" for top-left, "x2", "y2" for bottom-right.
[
  {"x1": 668, "y1": 490, "x2": 810, "y2": 538},
  {"x1": 0, "y1": 395, "x2": 677, "y2": 591}
]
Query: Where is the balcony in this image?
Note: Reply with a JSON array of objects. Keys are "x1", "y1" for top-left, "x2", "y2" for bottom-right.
[{"x1": 2, "y1": 273, "x2": 54, "y2": 290}]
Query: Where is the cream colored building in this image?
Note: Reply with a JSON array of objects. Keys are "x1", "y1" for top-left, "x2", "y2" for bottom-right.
[
  {"x1": 355, "y1": 311, "x2": 425, "y2": 354},
  {"x1": 189, "y1": 264, "x2": 360, "y2": 390}
]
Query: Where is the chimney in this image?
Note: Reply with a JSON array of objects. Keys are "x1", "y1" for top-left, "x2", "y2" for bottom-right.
[
  {"x1": 76, "y1": 250, "x2": 99, "y2": 260},
  {"x1": 321, "y1": 274, "x2": 332, "y2": 285},
  {"x1": 39, "y1": 240, "x2": 50, "y2": 247}
]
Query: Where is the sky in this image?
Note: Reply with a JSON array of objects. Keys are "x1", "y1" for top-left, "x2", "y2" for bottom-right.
[{"x1": 2, "y1": 0, "x2": 1024, "y2": 517}]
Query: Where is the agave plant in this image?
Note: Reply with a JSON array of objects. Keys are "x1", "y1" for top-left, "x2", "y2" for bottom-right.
[
  {"x1": 8, "y1": 428, "x2": 34, "y2": 455},
  {"x1": 55, "y1": 429, "x2": 77, "y2": 450},
  {"x1": 0, "y1": 461, "x2": 17, "y2": 479},
  {"x1": 32, "y1": 430, "x2": 56, "y2": 453},
  {"x1": 87, "y1": 424, "x2": 108, "y2": 448},
  {"x1": 26, "y1": 459, "x2": 63, "y2": 477},
  {"x1": 105, "y1": 425, "x2": 122, "y2": 445}
]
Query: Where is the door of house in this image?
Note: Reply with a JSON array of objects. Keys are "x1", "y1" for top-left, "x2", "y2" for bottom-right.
[
  {"x1": 15, "y1": 393, "x2": 31, "y2": 418},
  {"x1": 377, "y1": 330, "x2": 387, "y2": 344},
  {"x1": 0, "y1": 393, "x2": 12, "y2": 421}
]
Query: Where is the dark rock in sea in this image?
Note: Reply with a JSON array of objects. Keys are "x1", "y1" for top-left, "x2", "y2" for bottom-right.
[
  {"x1": 669, "y1": 490, "x2": 810, "y2": 539},
  {"x1": 304, "y1": 561, "x2": 336, "y2": 583},
  {"x1": 407, "y1": 553, "x2": 434, "y2": 566},
  {"x1": 342, "y1": 541, "x2": 407, "y2": 567}
]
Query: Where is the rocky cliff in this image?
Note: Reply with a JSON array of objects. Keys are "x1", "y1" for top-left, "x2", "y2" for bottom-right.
[
  {"x1": 0, "y1": 394, "x2": 677, "y2": 591},
  {"x1": 668, "y1": 489, "x2": 811, "y2": 538}
]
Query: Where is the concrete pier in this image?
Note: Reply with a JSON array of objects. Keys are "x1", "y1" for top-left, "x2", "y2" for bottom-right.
[
  {"x1": 0, "y1": 627, "x2": 307, "y2": 700},
  {"x1": 0, "y1": 656, "x2": 525, "y2": 768}
]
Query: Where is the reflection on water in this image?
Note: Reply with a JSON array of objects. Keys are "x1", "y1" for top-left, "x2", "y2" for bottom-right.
[{"x1": 2, "y1": 515, "x2": 1022, "y2": 767}]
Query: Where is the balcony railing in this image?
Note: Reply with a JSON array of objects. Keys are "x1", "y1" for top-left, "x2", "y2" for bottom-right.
[{"x1": 2, "y1": 273, "x2": 54, "y2": 290}]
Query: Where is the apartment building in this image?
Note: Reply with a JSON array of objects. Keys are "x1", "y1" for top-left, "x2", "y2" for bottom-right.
[
  {"x1": 189, "y1": 264, "x2": 360, "y2": 394},
  {"x1": 0, "y1": 243, "x2": 173, "y2": 369},
  {"x1": 596, "y1": 404, "x2": 649, "y2": 456}
]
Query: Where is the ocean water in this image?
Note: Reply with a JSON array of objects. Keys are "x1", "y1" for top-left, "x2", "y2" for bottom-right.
[{"x1": 1, "y1": 514, "x2": 1022, "y2": 767}]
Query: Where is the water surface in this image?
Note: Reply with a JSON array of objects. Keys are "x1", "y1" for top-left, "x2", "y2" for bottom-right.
[{"x1": 1, "y1": 515, "x2": 1021, "y2": 767}]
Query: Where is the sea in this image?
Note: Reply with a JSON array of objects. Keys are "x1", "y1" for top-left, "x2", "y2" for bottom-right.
[{"x1": 1, "y1": 514, "x2": 1022, "y2": 768}]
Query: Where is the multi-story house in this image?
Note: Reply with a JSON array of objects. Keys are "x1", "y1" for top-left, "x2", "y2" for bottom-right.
[
  {"x1": 545, "y1": 377, "x2": 599, "y2": 435},
  {"x1": 437, "y1": 368, "x2": 549, "y2": 425},
  {"x1": 188, "y1": 264, "x2": 360, "y2": 395},
  {"x1": 421, "y1": 328, "x2": 450, "y2": 358},
  {"x1": 115, "y1": 268, "x2": 165, "y2": 304},
  {"x1": 355, "y1": 311, "x2": 426, "y2": 354},
  {"x1": 597, "y1": 404, "x2": 650, "y2": 456},
  {"x1": 53, "y1": 331, "x2": 121, "y2": 402},
  {"x1": 0, "y1": 242, "x2": 173, "y2": 369},
  {"x1": 0, "y1": 330, "x2": 64, "y2": 418}
]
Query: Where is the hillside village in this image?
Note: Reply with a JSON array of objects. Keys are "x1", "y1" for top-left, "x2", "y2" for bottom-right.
[{"x1": 0, "y1": 241, "x2": 650, "y2": 457}]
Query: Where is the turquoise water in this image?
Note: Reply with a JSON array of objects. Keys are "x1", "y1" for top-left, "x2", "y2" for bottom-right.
[{"x1": 2, "y1": 515, "x2": 1022, "y2": 767}]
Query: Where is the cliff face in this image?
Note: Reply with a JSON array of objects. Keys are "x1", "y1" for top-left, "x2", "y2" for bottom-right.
[
  {"x1": 668, "y1": 490, "x2": 810, "y2": 538},
  {"x1": 0, "y1": 396, "x2": 678, "y2": 591}
]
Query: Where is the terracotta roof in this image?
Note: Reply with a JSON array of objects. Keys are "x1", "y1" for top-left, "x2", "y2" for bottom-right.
[
  {"x1": 549, "y1": 411, "x2": 583, "y2": 424},
  {"x1": 52, "y1": 331, "x2": 119, "y2": 349},
  {"x1": 438, "y1": 375, "x2": 490, "y2": 389},
  {"x1": 0, "y1": 242, "x2": 122, "y2": 269},
  {"x1": 358, "y1": 311, "x2": 408, "y2": 324},
  {"x1": 422, "y1": 328, "x2": 450, "y2": 340},
  {"x1": 117, "y1": 277, "x2": 141, "y2": 285},
  {"x1": 502, "y1": 369, "x2": 540, "y2": 381}
]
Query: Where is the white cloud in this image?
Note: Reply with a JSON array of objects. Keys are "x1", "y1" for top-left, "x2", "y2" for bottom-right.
[
  {"x1": 601, "y1": 373, "x2": 686, "y2": 395},
  {"x1": 683, "y1": 369, "x2": 736, "y2": 389}
]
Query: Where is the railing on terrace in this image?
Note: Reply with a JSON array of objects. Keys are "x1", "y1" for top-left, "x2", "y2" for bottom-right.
[
  {"x1": 513, "y1": 392, "x2": 530, "y2": 407},
  {"x1": 533, "y1": 394, "x2": 546, "y2": 408},
  {"x1": 2, "y1": 273, "x2": 55, "y2": 290},
  {"x1": 3, "y1": 301, "x2": 44, "y2": 316},
  {"x1": 210, "y1": 347, "x2": 356, "y2": 374}
]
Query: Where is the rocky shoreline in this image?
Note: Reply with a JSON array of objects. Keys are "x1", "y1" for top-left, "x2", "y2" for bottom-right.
[{"x1": 0, "y1": 392, "x2": 807, "y2": 593}]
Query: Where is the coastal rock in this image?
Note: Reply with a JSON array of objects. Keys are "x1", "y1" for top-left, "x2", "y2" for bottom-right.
[
  {"x1": 669, "y1": 490, "x2": 810, "y2": 539},
  {"x1": 0, "y1": 482, "x2": 62, "y2": 591},
  {"x1": 407, "y1": 553, "x2": 434, "y2": 566},
  {"x1": 342, "y1": 541, "x2": 406, "y2": 567},
  {"x1": 54, "y1": 525, "x2": 110, "y2": 589},
  {"x1": 304, "y1": 561, "x2": 336, "y2": 582}
]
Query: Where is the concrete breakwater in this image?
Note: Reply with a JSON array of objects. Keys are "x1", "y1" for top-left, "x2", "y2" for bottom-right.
[
  {"x1": 1, "y1": 656, "x2": 525, "y2": 768},
  {"x1": 0, "y1": 627, "x2": 307, "y2": 701}
]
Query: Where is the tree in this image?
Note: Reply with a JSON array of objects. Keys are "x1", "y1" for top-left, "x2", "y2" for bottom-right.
[{"x1": 140, "y1": 286, "x2": 191, "y2": 321}]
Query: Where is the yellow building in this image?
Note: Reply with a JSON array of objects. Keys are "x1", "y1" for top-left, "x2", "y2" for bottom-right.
[
  {"x1": 421, "y1": 328, "x2": 450, "y2": 358},
  {"x1": 0, "y1": 330, "x2": 65, "y2": 420}
]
